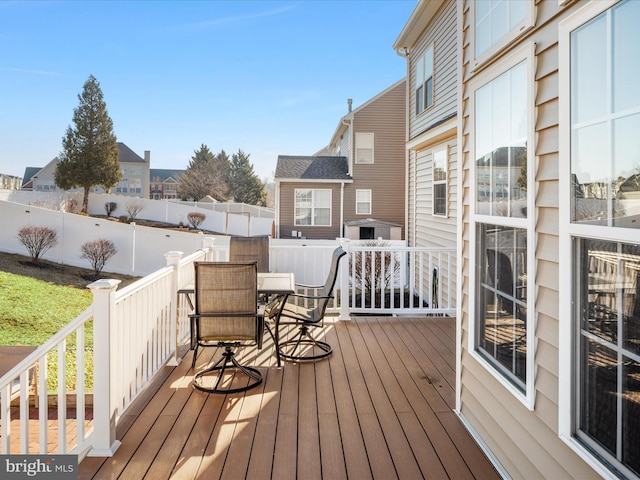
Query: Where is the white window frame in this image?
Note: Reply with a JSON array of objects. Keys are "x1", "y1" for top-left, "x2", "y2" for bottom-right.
[
  {"x1": 415, "y1": 44, "x2": 434, "y2": 115},
  {"x1": 467, "y1": 42, "x2": 537, "y2": 409},
  {"x1": 355, "y1": 132, "x2": 374, "y2": 164},
  {"x1": 294, "y1": 188, "x2": 332, "y2": 227},
  {"x1": 558, "y1": 2, "x2": 639, "y2": 478},
  {"x1": 470, "y1": 1, "x2": 535, "y2": 72},
  {"x1": 356, "y1": 189, "x2": 372, "y2": 215},
  {"x1": 432, "y1": 146, "x2": 448, "y2": 217}
]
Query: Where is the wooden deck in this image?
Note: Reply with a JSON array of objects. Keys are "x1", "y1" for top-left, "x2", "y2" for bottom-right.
[{"x1": 79, "y1": 316, "x2": 500, "y2": 479}]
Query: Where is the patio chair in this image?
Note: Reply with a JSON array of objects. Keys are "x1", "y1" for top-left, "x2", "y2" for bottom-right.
[
  {"x1": 267, "y1": 246, "x2": 346, "y2": 363},
  {"x1": 229, "y1": 235, "x2": 270, "y2": 273},
  {"x1": 190, "y1": 261, "x2": 264, "y2": 394}
]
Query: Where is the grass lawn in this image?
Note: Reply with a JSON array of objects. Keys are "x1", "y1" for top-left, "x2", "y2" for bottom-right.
[{"x1": 0, "y1": 252, "x2": 139, "y2": 390}]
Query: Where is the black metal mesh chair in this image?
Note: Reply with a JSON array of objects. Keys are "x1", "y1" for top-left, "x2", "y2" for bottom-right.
[
  {"x1": 267, "y1": 247, "x2": 346, "y2": 363},
  {"x1": 190, "y1": 261, "x2": 264, "y2": 394}
]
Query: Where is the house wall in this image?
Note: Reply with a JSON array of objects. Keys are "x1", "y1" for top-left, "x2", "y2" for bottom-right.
[
  {"x1": 405, "y1": 0, "x2": 458, "y2": 309},
  {"x1": 458, "y1": 1, "x2": 599, "y2": 478},
  {"x1": 277, "y1": 181, "x2": 344, "y2": 240},
  {"x1": 345, "y1": 80, "x2": 406, "y2": 236},
  {"x1": 409, "y1": 0, "x2": 457, "y2": 140}
]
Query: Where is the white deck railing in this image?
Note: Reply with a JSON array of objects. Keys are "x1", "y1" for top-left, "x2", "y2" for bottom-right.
[{"x1": 0, "y1": 239, "x2": 455, "y2": 460}]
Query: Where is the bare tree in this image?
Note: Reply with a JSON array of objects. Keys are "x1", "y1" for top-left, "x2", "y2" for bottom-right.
[
  {"x1": 80, "y1": 239, "x2": 118, "y2": 276},
  {"x1": 125, "y1": 199, "x2": 144, "y2": 221},
  {"x1": 17, "y1": 225, "x2": 58, "y2": 262}
]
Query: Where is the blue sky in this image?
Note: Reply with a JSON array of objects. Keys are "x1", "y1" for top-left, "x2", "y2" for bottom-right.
[{"x1": 0, "y1": 0, "x2": 416, "y2": 181}]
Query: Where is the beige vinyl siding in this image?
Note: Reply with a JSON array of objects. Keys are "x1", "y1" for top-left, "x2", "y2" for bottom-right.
[
  {"x1": 458, "y1": 1, "x2": 599, "y2": 478},
  {"x1": 412, "y1": 139, "x2": 457, "y2": 309},
  {"x1": 347, "y1": 81, "x2": 406, "y2": 234},
  {"x1": 338, "y1": 129, "x2": 350, "y2": 159},
  {"x1": 409, "y1": 0, "x2": 457, "y2": 139},
  {"x1": 277, "y1": 182, "x2": 343, "y2": 240}
]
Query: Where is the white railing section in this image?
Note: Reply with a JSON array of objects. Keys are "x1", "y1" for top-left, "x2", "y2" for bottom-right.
[
  {"x1": 346, "y1": 244, "x2": 456, "y2": 316},
  {"x1": 0, "y1": 307, "x2": 94, "y2": 457},
  {"x1": 0, "y1": 239, "x2": 455, "y2": 461}
]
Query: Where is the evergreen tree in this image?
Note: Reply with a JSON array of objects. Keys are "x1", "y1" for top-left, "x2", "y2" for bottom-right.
[
  {"x1": 229, "y1": 150, "x2": 266, "y2": 206},
  {"x1": 177, "y1": 145, "x2": 231, "y2": 201},
  {"x1": 55, "y1": 75, "x2": 121, "y2": 213}
]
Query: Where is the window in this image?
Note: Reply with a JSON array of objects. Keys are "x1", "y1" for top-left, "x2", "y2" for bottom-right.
[
  {"x1": 470, "y1": 43, "x2": 533, "y2": 402},
  {"x1": 415, "y1": 45, "x2": 434, "y2": 115},
  {"x1": 295, "y1": 189, "x2": 331, "y2": 226},
  {"x1": 356, "y1": 189, "x2": 372, "y2": 215},
  {"x1": 560, "y1": 2, "x2": 640, "y2": 477},
  {"x1": 355, "y1": 133, "x2": 374, "y2": 164},
  {"x1": 473, "y1": 1, "x2": 531, "y2": 65},
  {"x1": 433, "y1": 147, "x2": 448, "y2": 216}
]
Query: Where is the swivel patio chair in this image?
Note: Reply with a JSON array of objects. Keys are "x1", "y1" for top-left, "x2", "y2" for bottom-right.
[
  {"x1": 190, "y1": 261, "x2": 264, "y2": 394},
  {"x1": 267, "y1": 246, "x2": 346, "y2": 363}
]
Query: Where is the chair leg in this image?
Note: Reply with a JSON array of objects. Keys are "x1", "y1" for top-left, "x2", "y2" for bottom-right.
[
  {"x1": 193, "y1": 346, "x2": 262, "y2": 394},
  {"x1": 278, "y1": 324, "x2": 332, "y2": 362}
]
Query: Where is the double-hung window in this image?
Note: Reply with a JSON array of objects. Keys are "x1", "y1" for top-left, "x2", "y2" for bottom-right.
[
  {"x1": 356, "y1": 189, "x2": 372, "y2": 215},
  {"x1": 355, "y1": 132, "x2": 374, "y2": 164},
  {"x1": 473, "y1": 1, "x2": 532, "y2": 67},
  {"x1": 294, "y1": 188, "x2": 331, "y2": 227},
  {"x1": 433, "y1": 147, "x2": 448, "y2": 216},
  {"x1": 415, "y1": 45, "x2": 433, "y2": 115},
  {"x1": 559, "y1": 1, "x2": 640, "y2": 477},
  {"x1": 469, "y1": 43, "x2": 534, "y2": 404}
]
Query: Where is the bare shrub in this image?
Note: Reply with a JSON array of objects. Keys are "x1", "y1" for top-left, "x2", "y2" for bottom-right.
[
  {"x1": 80, "y1": 239, "x2": 118, "y2": 276},
  {"x1": 349, "y1": 240, "x2": 401, "y2": 292},
  {"x1": 187, "y1": 212, "x2": 206, "y2": 229},
  {"x1": 105, "y1": 201, "x2": 118, "y2": 217},
  {"x1": 65, "y1": 198, "x2": 79, "y2": 214},
  {"x1": 17, "y1": 225, "x2": 58, "y2": 262},
  {"x1": 125, "y1": 199, "x2": 144, "y2": 221}
]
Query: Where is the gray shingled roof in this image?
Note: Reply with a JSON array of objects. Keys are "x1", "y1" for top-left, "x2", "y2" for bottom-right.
[
  {"x1": 150, "y1": 169, "x2": 183, "y2": 181},
  {"x1": 21, "y1": 166, "x2": 42, "y2": 188},
  {"x1": 117, "y1": 142, "x2": 146, "y2": 163},
  {"x1": 275, "y1": 155, "x2": 350, "y2": 180}
]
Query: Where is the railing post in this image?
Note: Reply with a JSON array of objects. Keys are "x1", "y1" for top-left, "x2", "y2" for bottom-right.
[
  {"x1": 201, "y1": 236, "x2": 215, "y2": 260},
  {"x1": 339, "y1": 238, "x2": 351, "y2": 320},
  {"x1": 165, "y1": 251, "x2": 183, "y2": 366},
  {"x1": 87, "y1": 279, "x2": 121, "y2": 457}
]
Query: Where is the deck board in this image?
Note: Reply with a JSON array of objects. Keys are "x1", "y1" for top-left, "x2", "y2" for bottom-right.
[{"x1": 78, "y1": 316, "x2": 500, "y2": 480}]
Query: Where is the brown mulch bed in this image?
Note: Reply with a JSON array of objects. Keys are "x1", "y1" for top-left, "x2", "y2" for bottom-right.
[{"x1": 0, "y1": 251, "x2": 139, "y2": 288}]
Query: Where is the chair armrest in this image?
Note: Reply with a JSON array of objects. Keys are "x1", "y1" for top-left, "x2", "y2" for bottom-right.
[
  {"x1": 294, "y1": 283, "x2": 324, "y2": 289},
  {"x1": 286, "y1": 292, "x2": 334, "y2": 301}
]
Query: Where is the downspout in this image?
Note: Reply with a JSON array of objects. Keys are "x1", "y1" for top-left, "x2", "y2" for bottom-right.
[
  {"x1": 395, "y1": 46, "x2": 411, "y2": 244},
  {"x1": 340, "y1": 181, "x2": 345, "y2": 237},
  {"x1": 275, "y1": 180, "x2": 281, "y2": 238}
]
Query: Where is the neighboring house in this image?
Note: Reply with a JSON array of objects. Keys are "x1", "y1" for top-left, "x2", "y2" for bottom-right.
[
  {"x1": 431, "y1": 0, "x2": 640, "y2": 479},
  {"x1": 0, "y1": 174, "x2": 22, "y2": 190},
  {"x1": 21, "y1": 142, "x2": 151, "y2": 199},
  {"x1": 275, "y1": 79, "x2": 406, "y2": 240},
  {"x1": 150, "y1": 169, "x2": 183, "y2": 199},
  {"x1": 394, "y1": 0, "x2": 458, "y2": 311},
  {"x1": 274, "y1": 155, "x2": 351, "y2": 239}
]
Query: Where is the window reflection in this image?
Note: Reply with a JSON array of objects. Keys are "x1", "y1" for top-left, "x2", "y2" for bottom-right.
[
  {"x1": 578, "y1": 238, "x2": 640, "y2": 475},
  {"x1": 477, "y1": 224, "x2": 527, "y2": 389}
]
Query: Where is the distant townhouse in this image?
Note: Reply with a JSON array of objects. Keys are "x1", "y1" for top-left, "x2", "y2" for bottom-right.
[
  {"x1": 0, "y1": 173, "x2": 23, "y2": 190},
  {"x1": 21, "y1": 142, "x2": 151, "y2": 198},
  {"x1": 150, "y1": 169, "x2": 183, "y2": 199},
  {"x1": 274, "y1": 79, "x2": 406, "y2": 240}
]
